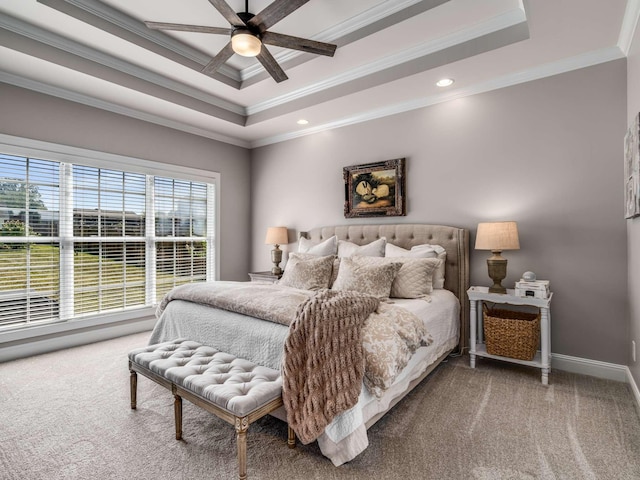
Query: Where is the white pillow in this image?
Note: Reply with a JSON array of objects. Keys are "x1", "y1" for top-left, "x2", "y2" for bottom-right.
[
  {"x1": 338, "y1": 237, "x2": 386, "y2": 258},
  {"x1": 331, "y1": 256, "x2": 401, "y2": 299},
  {"x1": 298, "y1": 235, "x2": 338, "y2": 256},
  {"x1": 385, "y1": 243, "x2": 447, "y2": 289},
  {"x1": 388, "y1": 257, "x2": 441, "y2": 299}
]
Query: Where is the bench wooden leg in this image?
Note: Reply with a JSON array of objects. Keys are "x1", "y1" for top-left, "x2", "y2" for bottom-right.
[
  {"x1": 235, "y1": 416, "x2": 249, "y2": 480},
  {"x1": 173, "y1": 386, "x2": 183, "y2": 441},
  {"x1": 129, "y1": 369, "x2": 137, "y2": 410},
  {"x1": 288, "y1": 426, "x2": 296, "y2": 449}
]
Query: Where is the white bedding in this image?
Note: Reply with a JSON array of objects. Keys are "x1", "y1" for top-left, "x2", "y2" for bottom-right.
[
  {"x1": 149, "y1": 286, "x2": 459, "y2": 466},
  {"x1": 294, "y1": 289, "x2": 459, "y2": 465}
]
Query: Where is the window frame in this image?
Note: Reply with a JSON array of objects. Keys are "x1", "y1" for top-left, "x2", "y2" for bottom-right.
[{"x1": 0, "y1": 134, "x2": 220, "y2": 343}]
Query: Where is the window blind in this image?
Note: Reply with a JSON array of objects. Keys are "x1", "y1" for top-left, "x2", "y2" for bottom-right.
[
  {"x1": 154, "y1": 177, "x2": 208, "y2": 301},
  {"x1": 0, "y1": 153, "x2": 216, "y2": 329},
  {"x1": 0, "y1": 154, "x2": 60, "y2": 327}
]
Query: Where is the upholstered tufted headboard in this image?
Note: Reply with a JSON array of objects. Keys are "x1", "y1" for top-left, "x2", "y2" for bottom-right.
[{"x1": 300, "y1": 224, "x2": 469, "y2": 351}]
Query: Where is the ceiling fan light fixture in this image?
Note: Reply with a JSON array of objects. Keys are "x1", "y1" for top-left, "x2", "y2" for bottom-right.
[{"x1": 231, "y1": 28, "x2": 261, "y2": 57}]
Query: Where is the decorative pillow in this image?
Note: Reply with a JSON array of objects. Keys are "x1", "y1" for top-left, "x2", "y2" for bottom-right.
[
  {"x1": 337, "y1": 237, "x2": 386, "y2": 258},
  {"x1": 298, "y1": 235, "x2": 338, "y2": 256},
  {"x1": 278, "y1": 253, "x2": 334, "y2": 291},
  {"x1": 362, "y1": 303, "x2": 427, "y2": 397},
  {"x1": 385, "y1": 243, "x2": 447, "y2": 289},
  {"x1": 331, "y1": 256, "x2": 401, "y2": 299},
  {"x1": 289, "y1": 252, "x2": 340, "y2": 287},
  {"x1": 389, "y1": 257, "x2": 441, "y2": 299}
]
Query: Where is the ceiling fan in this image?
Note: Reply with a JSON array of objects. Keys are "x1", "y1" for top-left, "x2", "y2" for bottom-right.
[{"x1": 145, "y1": 0, "x2": 337, "y2": 83}]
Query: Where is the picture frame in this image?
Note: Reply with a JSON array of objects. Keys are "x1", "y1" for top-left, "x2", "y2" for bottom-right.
[
  {"x1": 624, "y1": 113, "x2": 640, "y2": 219},
  {"x1": 343, "y1": 158, "x2": 406, "y2": 218}
]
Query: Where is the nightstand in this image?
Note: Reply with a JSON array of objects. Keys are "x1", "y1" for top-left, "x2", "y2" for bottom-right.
[
  {"x1": 248, "y1": 271, "x2": 281, "y2": 283},
  {"x1": 467, "y1": 286, "x2": 553, "y2": 385}
]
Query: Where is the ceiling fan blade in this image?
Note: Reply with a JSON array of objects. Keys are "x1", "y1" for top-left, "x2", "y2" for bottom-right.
[
  {"x1": 248, "y1": 0, "x2": 310, "y2": 33},
  {"x1": 202, "y1": 42, "x2": 235, "y2": 76},
  {"x1": 145, "y1": 21, "x2": 231, "y2": 35},
  {"x1": 256, "y1": 46, "x2": 288, "y2": 83},
  {"x1": 261, "y1": 31, "x2": 336, "y2": 57},
  {"x1": 208, "y1": 0, "x2": 245, "y2": 26}
]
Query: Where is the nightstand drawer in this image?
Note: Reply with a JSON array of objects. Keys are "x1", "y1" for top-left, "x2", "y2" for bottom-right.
[{"x1": 248, "y1": 271, "x2": 281, "y2": 283}]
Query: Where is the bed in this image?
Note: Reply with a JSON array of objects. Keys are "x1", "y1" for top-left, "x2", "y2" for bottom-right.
[{"x1": 149, "y1": 224, "x2": 469, "y2": 466}]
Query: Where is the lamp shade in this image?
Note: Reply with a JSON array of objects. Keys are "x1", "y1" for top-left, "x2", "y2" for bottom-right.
[
  {"x1": 265, "y1": 226, "x2": 288, "y2": 245},
  {"x1": 475, "y1": 221, "x2": 520, "y2": 251}
]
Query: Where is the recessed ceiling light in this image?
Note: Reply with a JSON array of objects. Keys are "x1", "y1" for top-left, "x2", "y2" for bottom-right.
[
  {"x1": 436, "y1": 78, "x2": 455, "y2": 87},
  {"x1": 297, "y1": 119, "x2": 309, "y2": 125}
]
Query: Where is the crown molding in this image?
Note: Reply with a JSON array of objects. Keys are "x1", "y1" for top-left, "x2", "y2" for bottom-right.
[
  {"x1": 618, "y1": 0, "x2": 640, "y2": 56},
  {"x1": 240, "y1": 0, "x2": 433, "y2": 80},
  {"x1": 37, "y1": 0, "x2": 241, "y2": 82},
  {"x1": 0, "y1": 72, "x2": 250, "y2": 149},
  {"x1": 64, "y1": 0, "x2": 211, "y2": 65},
  {"x1": 40, "y1": 0, "x2": 442, "y2": 87},
  {"x1": 0, "y1": 13, "x2": 245, "y2": 117},
  {"x1": 247, "y1": 6, "x2": 527, "y2": 115},
  {"x1": 252, "y1": 46, "x2": 623, "y2": 148},
  {"x1": 3, "y1": 45, "x2": 623, "y2": 150}
]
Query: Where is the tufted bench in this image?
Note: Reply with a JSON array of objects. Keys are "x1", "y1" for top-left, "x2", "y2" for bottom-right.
[{"x1": 128, "y1": 339, "x2": 295, "y2": 480}]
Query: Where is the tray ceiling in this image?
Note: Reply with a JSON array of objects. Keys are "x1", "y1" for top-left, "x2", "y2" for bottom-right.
[{"x1": 0, "y1": 0, "x2": 633, "y2": 148}]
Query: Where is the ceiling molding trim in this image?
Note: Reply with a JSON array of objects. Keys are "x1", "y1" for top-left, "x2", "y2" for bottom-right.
[
  {"x1": 252, "y1": 46, "x2": 623, "y2": 148},
  {"x1": 618, "y1": 0, "x2": 640, "y2": 56},
  {"x1": 0, "y1": 13, "x2": 245, "y2": 116},
  {"x1": 0, "y1": 73, "x2": 250, "y2": 149},
  {"x1": 246, "y1": 7, "x2": 527, "y2": 115},
  {"x1": 64, "y1": 0, "x2": 211, "y2": 64},
  {"x1": 37, "y1": 0, "x2": 241, "y2": 82},
  {"x1": 240, "y1": 0, "x2": 429, "y2": 80},
  {"x1": 322, "y1": 0, "x2": 428, "y2": 40}
]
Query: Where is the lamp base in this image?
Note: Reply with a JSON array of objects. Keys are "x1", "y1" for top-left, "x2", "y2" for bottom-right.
[
  {"x1": 487, "y1": 253, "x2": 507, "y2": 294},
  {"x1": 488, "y1": 283, "x2": 507, "y2": 294},
  {"x1": 271, "y1": 246, "x2": 283, "y2": 277}
]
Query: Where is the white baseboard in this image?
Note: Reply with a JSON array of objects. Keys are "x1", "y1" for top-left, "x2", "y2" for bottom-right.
[
  {"x1": 0, "y1": 317, "x2": 155, "y2": 363},
  {"x1": 551, "y1": 354, "x2": 640, "y2": 411},
  {"x1": 551, "y1": 353, "x2": 629, "y2": 382},
  {"x1": 627, "y1": 367, "x2": 640, "y2": 412}
]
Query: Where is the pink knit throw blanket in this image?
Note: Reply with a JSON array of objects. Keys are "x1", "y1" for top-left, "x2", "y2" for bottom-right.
[{"x1": 282, "y1": 289, "x2": 380, "y2": 444}]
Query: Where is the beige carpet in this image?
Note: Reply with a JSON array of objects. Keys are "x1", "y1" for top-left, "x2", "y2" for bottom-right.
[{"x1": 1, "y1": 331, "x2": 639, "y2": 480}]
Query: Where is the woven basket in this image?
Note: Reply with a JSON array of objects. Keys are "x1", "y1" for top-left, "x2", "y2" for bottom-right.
[{"x1": 483, "y1": 304, "x2": 540, "y2": 361}]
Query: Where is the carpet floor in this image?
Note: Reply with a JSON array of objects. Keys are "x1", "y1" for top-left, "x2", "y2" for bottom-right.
[{"x1": 1, "y1": 331, "x2": 639, "y2": 480}]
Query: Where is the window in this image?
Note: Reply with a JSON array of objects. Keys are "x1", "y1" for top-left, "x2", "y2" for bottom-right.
[{"x1": 0, "y1": 151, "x2": 217, "y2": 330}]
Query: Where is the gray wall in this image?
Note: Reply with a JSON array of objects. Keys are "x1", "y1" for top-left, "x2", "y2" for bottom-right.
[
  {"x1": 0, "y1": 84, "x2": 251, "y2": 281},
  {"x1": 627, "y1": 28, "x2": 640, "y2": 385},
  {"x1": 251, "y1": 59, "x2": 628, "y2": 365}
]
